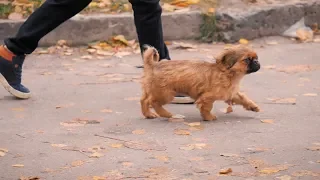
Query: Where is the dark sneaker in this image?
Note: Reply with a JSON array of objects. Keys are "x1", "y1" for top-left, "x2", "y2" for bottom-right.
[{"x1": 0, "y1": 49, "x2": 31, "y2": 99}]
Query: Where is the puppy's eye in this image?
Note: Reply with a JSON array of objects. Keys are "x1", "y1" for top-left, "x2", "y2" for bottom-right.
[{"x1": 244, "y1": 58, "x2": 251, "y2": 64}]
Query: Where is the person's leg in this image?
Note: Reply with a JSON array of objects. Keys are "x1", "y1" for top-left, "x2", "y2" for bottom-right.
[
  {"x1": 129, "y1": 0, "x2": 170, "y2": 61},
  {"x1": 130, "y1": 0, "x2": 194, "y2": 104},
  {"x1": 0, "y1": 0, "x2": 92, "y2": 99}
]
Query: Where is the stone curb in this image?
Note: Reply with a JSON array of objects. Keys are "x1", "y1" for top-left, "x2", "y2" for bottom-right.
[
  {"x1": 216, "y1": 0, "x2": 320, "y2": 42},
  {"x1": 0, "y1": 1, "x2": 319, "y2": 46}
]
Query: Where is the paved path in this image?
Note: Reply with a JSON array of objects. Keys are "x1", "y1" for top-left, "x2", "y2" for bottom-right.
[{"x1": 0, "y1": 37, "x2": 319, "y2": 180}]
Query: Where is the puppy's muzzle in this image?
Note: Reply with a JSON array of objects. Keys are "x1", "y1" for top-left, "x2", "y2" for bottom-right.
[{"x1": 247, "y1": 59, "x2": 260, "y2": 74}]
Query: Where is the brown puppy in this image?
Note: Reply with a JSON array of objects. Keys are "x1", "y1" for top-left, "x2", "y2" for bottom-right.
[{"x1": 140, "y1": 44, "x2": 261, "y2": 121}]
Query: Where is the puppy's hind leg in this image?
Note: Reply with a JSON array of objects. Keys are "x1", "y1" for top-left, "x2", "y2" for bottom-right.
[
  {"x1": 140, "y1": 92, "x2": 158, "y2": 119},
  {"x1": 150, "y1": 93, "x2": 174, "y2": 118},
  {"x1": 231, "y1": 92, "x2": 260, "y2": 112},
  {"x1": 195, "y1": 94, "x2": 216, "y2": 121}
]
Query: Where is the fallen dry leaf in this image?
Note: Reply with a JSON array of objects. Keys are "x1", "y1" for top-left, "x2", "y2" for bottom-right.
[
  {"x1": 162, "y1": 3, "x2": 176, "y2": 12},
  {"x1": 19, "y1": 176, "x2": 40, "y2": 180},
  {"x1": 276, "y1": 175, "x2": 292, "y2": 180},
  {"x1": 172, "y1": 42, "x2": 197, "y2": 49},
  {"x1": 303, "y1": 93, "x2": 318, "y2": 97},
  {"x1": 292, "y1": 170, "x2": 319, "y2": 177},
  {"x1": 81, "y1": 55, "x2": 93, "y2": 60},
  {"x1": 220, "y1": 153, "x2": 239, "y2": 157},
  {"x1": 180, "y1": 143, "x2": 207, "y2": 151},
  {"x1": 124, "y1": 141, "x2": 166, "y2": 151},
  {"x1": 89, "y1": 152, "x2": 104, "y2": 158},
  {"x1": 260, "y1": 119, "x2": 274, "y2": 124},
  {"x1": 71, "y1": 160, "x2": 85, "y2": 167},
  {"x1": 11, "y1": 107, "x2": 25, "y2": 112},
  {"x1": 168, "y1": 117, "x2": 185, "y2": 122},
  {"x1": 186, "y1": 122, "x2": 201, "y2": 127},
  {"x1": 100, "y1": 109, "x2": 112, "y2": 113},
  {"x1": 92, "y1": 176, "x2": 107, "y2": 180},
  {"x1": 0, "y1": 151, "x2": 6, "y2": 157},
  {"x1": 219, "y1": 168, "x2": 232, "y2": 174},
  {"x1": 121, "y1": 161, "x2": 134, "y2": 167},
  {"x1": 246, "y1": 147, "x2": 269, "y2": 153},
  {"x1": 259, "y1": 165, "x2": 289, "y2": 174},
  {"x1": 110, "y1": 144, "x2": 123, "y2": 148},
  {"x1": 51, "y1": 144, "x2": 67, "y2": 148},
  {"x1": 12, "y1": 164, "x2": 25, "y2": 168},
  {"x1": 174, "y1": 129, "x2": 191, "y2": 135},
  {"x1": 155, "y1": 155, "x2": 170, "y2": 162},
  {"x1": 266, "y1": 41, "x2": 278, "y2": 45},
  {"x1": 124, "y1": 97, "x2": 140, "y2": 101},
  {"x1": 306, "y1": 146, "x2": 320, "y2": 151},
  {"x1": 267, "y1": 98, "x2": 296, "y2": 105},
  {"x1": 239, "y1": 38, "x2": 249, "y2": 45},
  {"x1": 132, "y1": 129, "x2": 146, "y2": 135}
]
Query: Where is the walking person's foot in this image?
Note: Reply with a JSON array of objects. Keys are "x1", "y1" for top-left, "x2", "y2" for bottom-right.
[{"x1": 0, "y1": 45, "x2": 31, "y2": 99}]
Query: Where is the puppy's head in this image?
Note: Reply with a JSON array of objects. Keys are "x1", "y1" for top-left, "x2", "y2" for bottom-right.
[
  {"x1": 216, "y1": 45, "x2": 260, "y2": 74},
  {"x1": 142, "y1": 44, "x2": 160, "y2": 62}
]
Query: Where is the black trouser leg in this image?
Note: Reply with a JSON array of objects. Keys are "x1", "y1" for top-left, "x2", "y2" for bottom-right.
[
  {"x1": 129, "y1": 0, "x2": 170, "y2": 60},
  {"x1": 4, "y1": 0, "x2": 92, "y2": 55}
]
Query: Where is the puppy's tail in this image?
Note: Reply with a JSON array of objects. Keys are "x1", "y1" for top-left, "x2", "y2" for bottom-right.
[{"x1": 142, "y1": 44, "x2": 159, "y2": 72}]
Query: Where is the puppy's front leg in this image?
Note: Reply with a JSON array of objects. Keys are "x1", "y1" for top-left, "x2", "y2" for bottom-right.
[
  {"x1": 195, "y1": 95, "x2": 217, "y2": 121},
  {"x1": 231, "y1": 92, "x2": 260, "y2": 112}
]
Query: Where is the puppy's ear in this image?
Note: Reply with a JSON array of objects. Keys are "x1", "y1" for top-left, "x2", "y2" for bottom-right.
[{"x1": 218, "y1": 50, "x2": 238, "y2": 69}]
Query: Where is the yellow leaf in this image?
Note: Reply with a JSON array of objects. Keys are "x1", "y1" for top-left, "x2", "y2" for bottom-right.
[
  {"x1": 100, "y1": 109, "x2": 112, "y2": 113},
  {"x1": 121, "y1": 161, "x2": 134, "y2": 167},
  {"x1": 92, "y1": 176, "x2": 107, "y2": 180},
  {"x1": 132, "y1": 129, "x2": 146, "y2": 135},
  {"x1": 155, "y1": 155, "x2": 169, "y2": 162},
  {"x1": 124, "y1": 97, "x2": 140, "y2": 101},
  {"x1": 12, "y1": 164, "x2": 24, "y2": 168},
  {"x1": 306, "y1": 146, "x2": 320, "y2": 151},
  {"x1": 239, "y1": 38, "x2": 249, "y2": 44},
  {"x1": 11, "y1": 107, "x2": 25, "y2": 112},
  {"x1": 267, "y1": 98, "x2": 296, "y2": 105},
  {"x1": 19, "y1": 176, "x2": 40, "y2": 180},
  {"x1": 71, "y1": 160, "x2": 85, "y2": 167},
  {"x1": 219, "y1": 168, "x2": 232, "y2": 174},
  {"x1": 162, "y1": 3, "x2": 176, "y2": 12},
  {"x1": 303, "y1": 93, "x2": 318, "y2": 97},
  {"x1": 51, "y1": 144, "x2": 67, "y2": 148},
  {"x1": 88, "y1": 2, "x2": 99, "y2": 8},
  {"x1": 208, "y1": 7, "x2": 215, "y2": 13},
  {"x1": 81, "y1": 55, "x2": 93, "y2": 60},
  {"x1": 0, "y1": 148, "x2": 9, "y2": 153},
  {"x1": 89, "y1": 152, "x2": 104, "y2": 158},
  {"x1": 174, "y1": 129, "x2": 190, "y2": 135},
  {"x1": 259, "y1": 165, "x2": 289, "y2": 174},
  {"x1": 292, "y1": 170, "x2": 319, "y2": 177},
  {"x1": 110, "y1": 144, "x2": 123, "y2": 148},
  {"x1": 0, "y1": 151, "x2": 6, "y2": 157},
  {"x1": 220, "y1": 153, "x2": 239, "y2": 157},
  {"x1": 277, "y1": 175, "x2": 292, "y2": 180},
  {"x1": 113, "y1": 35, "x2": 129, "y2": 46},
  {"x1": 260, "y1": 119, "x2": 274, "y2": 124},
  {"x1": 186, "y1": 122, "x2": 201, "y2": 127},
  {"x1": 168, "y1": 118, "x2": 185, "y2": 122},
  {"x1": 57, "y1": 39, "x2": 67, "y2": 46}
]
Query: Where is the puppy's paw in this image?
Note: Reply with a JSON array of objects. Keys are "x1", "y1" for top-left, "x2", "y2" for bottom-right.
[
  {"x1": 203, "y1": 114, "x2": 217, "y2": 121},
  {"x1": 245, "y1": 104, "x2": 260, "y2": 112},
  {"x1": 145, "y1": 113, "x2": 158, "y2": 119}
]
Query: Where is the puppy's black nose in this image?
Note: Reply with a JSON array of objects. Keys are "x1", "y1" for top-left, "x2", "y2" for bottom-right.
[{"x1": 247, "y1": 60, "x2": 260, "y2": 74}]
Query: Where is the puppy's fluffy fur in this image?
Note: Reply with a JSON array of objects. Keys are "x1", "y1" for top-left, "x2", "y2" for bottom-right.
[{"x1": 140, "y1": 44, "x2": 261, "y2": 121}]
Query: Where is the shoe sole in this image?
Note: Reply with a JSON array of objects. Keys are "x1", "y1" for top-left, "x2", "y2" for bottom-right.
[
  {"x1": 171, "y1": 97, "x2": 195, "y2": 104},
  {"x1": 0, "y1": 73, "x2": 31, "y2": 99}
]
